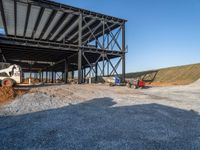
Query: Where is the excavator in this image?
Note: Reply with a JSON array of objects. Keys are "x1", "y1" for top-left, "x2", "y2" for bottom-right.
[{"x1": 0, "y1": 64, "x2": 22, "y2": 87}]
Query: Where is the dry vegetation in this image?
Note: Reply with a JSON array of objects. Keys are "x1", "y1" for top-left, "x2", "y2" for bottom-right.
[{"x1": 126, "y1": 63, "x2": 200, "y2": 86}]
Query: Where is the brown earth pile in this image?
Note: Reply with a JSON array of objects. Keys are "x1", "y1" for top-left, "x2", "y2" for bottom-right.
[
  {"x1": 0, "y1": 87, "x2": 16, "y2": 104},
  {"x1": 0, "y1": 87, "x2": 27, "y2": 104}
]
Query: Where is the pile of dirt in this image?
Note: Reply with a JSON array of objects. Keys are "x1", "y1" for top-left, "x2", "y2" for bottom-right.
[
  {"x1": 0, "y1": 87, "x2": 28, "y2": 104},
  {"x1": 146, "y1": 80, "x2": 192, "y2": 87},
  {"x1": 0, "y1": 87, "x2": 16, "y2": 104},
  {"x1": 126, "y1": 63, "x2": 200, "y2": 86}
]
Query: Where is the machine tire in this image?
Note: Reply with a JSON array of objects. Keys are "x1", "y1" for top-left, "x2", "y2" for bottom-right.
[{"x1": 1, "y1": 78, "x2": 14, "y2": 87}]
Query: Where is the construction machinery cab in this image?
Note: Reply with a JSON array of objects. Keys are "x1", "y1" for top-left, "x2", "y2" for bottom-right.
[{"x1": 0, "y1": 64, "x2": 22, "y2": 87}]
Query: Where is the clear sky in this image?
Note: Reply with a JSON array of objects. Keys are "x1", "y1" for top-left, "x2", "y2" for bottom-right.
[{"x1": 57, "y1": 0, "x2": 200, "y2": 73}]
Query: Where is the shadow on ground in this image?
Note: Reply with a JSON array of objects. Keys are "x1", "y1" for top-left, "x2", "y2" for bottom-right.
[{"x1": 0, "y1": 98, "x2": 200, "y2": 150}]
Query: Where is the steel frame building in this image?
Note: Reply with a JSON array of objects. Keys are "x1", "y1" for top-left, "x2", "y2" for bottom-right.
[{"x1": 0, "y1": 0, "x2": 127, "y2": 84}]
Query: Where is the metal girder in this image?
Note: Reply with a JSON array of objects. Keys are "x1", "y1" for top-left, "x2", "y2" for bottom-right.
[
  {"x1": 106, "y1": 28, "x2": 121, "y2": 49},
  {"x1": 14, "y1": 0, "x2": 17, "y2": 36},
  {"x1": 83, "y1": 52, "x2": 102, "y2": 77},
  {"x1": 82, "y1": 23, "x2": 116, "y2": 46},
  {"x1": 56, "y1": 72, "x2": 62, "y2": 80},
  {"x1": 0, "y1": 0, "x2": 8, "y2": 35},
  {"x1": 46, "y1": 13, "x2": 68, "y2": 40},
  {"x1": 23, "y1": 4, "x2": 31, "y2": 37},
  {"x1": 105, "y1": 22, "x2": 121, "y2": 50},
  {"x1": 97, "y1": 24, "x2": 117, "y2": 41},
  {"x1": 75, "y1": 20, "x2": 101, "y2": 44},
  {"x1": 31, "y1": 7, "x2": 45, "y2": 39},
  {"x1": 0, "y1": 36, "x2": 124, "y2": 58},
  {"x1": 82, "y1": 19, "x2": 103, "y2": 48},
  {"x1": 110, "y1": 58, "x2": 121, "y2": 75},
  {"x1": 83, "y1": 53, "x2": 96, "y2": 74},
  {"x1": 105, "y1": 55, "x2": 119, "y2": 76},
  {"x1": 50, "y1": 13, "x2": 74, "y2": 41},
  {"x1": 39, "y1": 10, "x2": 57, "y2": 40},
  {"x1": 97, "y1": 63, "x2": 103, "y2": 76},
  {"x1": 13, "y1": 0, "x2": 126, "y2": 24},
  {"x1": 55, "y1": 15, "x2": 79, "y2": 42},
  {"x1": 0, "y1": 0, "x2": 127, "y2": 84},
  {"x1": 68, "y1": 19, "x2": 95, "y2": 41}
]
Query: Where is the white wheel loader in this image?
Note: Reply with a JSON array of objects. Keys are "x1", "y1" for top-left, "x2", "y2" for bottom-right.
[{"x1": 0, "y1": 64, "x2": 22, "y2": 87}]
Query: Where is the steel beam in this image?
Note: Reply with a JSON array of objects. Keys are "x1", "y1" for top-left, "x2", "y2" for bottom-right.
[
  {"x1": 76, "y1": 20, "x2": 101, "y2": 44},
  {"x1": 68, "y1": 19, "x2": 95, "y2": 41},
  {"x1": 14, "y1": 0, "x2": 126, "y2": 24},
  {"x1": 39, "y1": 10, "x2": 57, "y2": 40},
  {"x1": 106, "y1": 28, "x2": 121, "y2": 49},
  {"x1": 82, "y1": 18, "x2": 103, "y2": 48},
  {"x1": 105, "y1": 22, "x2": 121, "y2": 50},
  {"x1": 46, "y1": 13, "x2": 68, "y2": 40},
  {"x1": 0, "y1": 0, "x2": 8, "y2": 35},
  {"x1": 14, "y1": 0, "x2": 17, "y2": 36},
  {"x1": 110, "y1": 58, "x2": 121, "y2": 76},
  {"x1": 55, "y1": 15, "x2": 79, "y2": 42},
  {"x1": 31, "y1": 7, "x2": 45, "y2": 39},
  {"x1": 24, "y1": 4, "x2": 31, "y2": 37},
  {"x1": 105, "y1": 55, "x2": 119, "y2": 76}
]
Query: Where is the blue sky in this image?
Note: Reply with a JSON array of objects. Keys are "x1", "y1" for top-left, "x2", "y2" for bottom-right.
[{"x1": 57, "y1": 0, "x2": 200, "y2": 72}]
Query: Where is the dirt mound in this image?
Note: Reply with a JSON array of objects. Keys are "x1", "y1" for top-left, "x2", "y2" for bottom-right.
[
  {"x1": 187, "y1": 79, "x2": 200, "y2": 87},
  {"x1": 126, "y1": 63, "x2": 200, "y2": 85},
  {"x1": 0, "y1": 87, "x2": 16, "y2": 103},
  {"x1": 0, "y1": 87, "x2": 28, "y2": 104}
]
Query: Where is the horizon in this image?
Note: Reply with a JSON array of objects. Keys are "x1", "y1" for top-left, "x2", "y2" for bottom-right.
[{"x1": 55, "y1": 0, "x2": 200, "y2": 73}]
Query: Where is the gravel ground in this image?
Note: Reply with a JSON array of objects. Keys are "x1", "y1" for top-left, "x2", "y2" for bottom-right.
[{"x1": 1, "y1": 81, "x2": 200, "y2": 149}]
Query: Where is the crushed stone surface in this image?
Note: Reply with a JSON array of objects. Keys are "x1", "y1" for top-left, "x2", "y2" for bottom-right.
[{"x1": 1, "y1": 81, "x2": 200, "y2": 149}]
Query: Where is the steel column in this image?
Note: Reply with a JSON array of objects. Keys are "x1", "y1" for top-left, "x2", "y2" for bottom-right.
[
  {"x1": 51, "y1": 70, "x2": 54, "y2": 83},
  {"x1": 95, "y1": 63, "x2": 98, "y2": 82},
  {"x1": 84, "y1": 68, "x2": 86, "y2": 82},
  {"x1": 46, "y1": 71, "x2": 47, "y2": 83},
  {"x1": 78, "y1": 14, "x2": 83, "y2": 84},
  {"x1": 121, "y1": 23, "x2": 126, "y2": 83},
  {"x1": 102, "y1": 54, "x2": 105, "y2": 76},
  {"x1": 42, "y1": 71, "x2": 43, "y2": 82},
  {"x1": 107, "y1": 60, "x2": 109, "y2": 76},
  {"x1": 72, "y1": 69, "x2": 74, "y2": 79},
  {"x1": 64, "y1": 59, "x2": 68, "y2": 84}
]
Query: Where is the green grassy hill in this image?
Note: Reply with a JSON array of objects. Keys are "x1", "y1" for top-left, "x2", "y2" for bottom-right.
[{"x1": 126, "y1": 63, "x2": 200, "y2": 85}]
